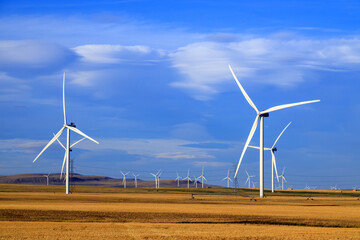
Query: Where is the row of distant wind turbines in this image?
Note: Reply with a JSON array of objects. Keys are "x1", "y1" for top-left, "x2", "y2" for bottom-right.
[{"x1": 33, "y1": 66, "x2": 319, "y2": 196}]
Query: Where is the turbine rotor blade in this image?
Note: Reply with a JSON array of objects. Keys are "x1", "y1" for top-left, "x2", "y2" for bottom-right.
[
  {"x1": 229, "y1": 65, "x2": 259, "y2": 113},
  {"x1": 70, "y1": 137, "x2": 86, "y2": 148},
  {"x1": 272, "y1": 122, "x2": 292, "y2": 149},
  {"x1": 63, "y1": 72, "x2": 67, "y2": 125},
  {"x1": 260, "y1": 100, "x2": 320, "y2": 114},
  {"x1": 234, "y1": 115, "x2": 259, "y2": 178},
  {"x1": 66, "y1": 125, "x2": 99, "y2": 144},
  {"x1": 53, "y1": 133, "x2": 66, "y2": 150},
  {"x1": 248, "y1": 145, "x2": 260, "y2": 149},
  {"x1": 60, "y1": 151, "x2": 67, "y2": 180},
  {"x1": 33, "y1": 127, "x2": 65, "y2": 162},
  {"x1": 271, "y1": 151, "x2": 279, "y2": 182}
]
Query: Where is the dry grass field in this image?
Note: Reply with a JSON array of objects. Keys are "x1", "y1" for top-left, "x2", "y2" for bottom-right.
[{"x1": 1, "y1": 184, "x2": 360, "y2": 239}]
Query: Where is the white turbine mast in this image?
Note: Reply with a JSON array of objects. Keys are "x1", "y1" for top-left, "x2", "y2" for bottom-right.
[
  {"x1": 150, "y1": 170, "x2": 161, "y2": 189},
  {"x1": 229, "y1": 65, "x2": 320, "y2": 198},
  {"x1": 120, "y1": 171, "x2": 130, "y2": 188},
  {"x1": 193, "y1": 176, "x2": 199, "y2": 188},
  {"x1": 222, "y1": 169, "x2": 232, "y2": 188},
  {"x1": 245, "y1": 170, "x2": 255, "y2": 189},
  {"x1": 175, "y1": 172, "x2": 182, "y2": 188},
  {"x1": 198, "y1": 167, "x2": 207, "y2": 188},
  {"x1": 249, "y1": 122, "x2": 292, "y2": 193},
  {"x1": 183, "y1": 169, "x2": 192, "y2": 188},
  {"x1": 133, "y1": 173, "x2": 140, "y2": 188},
  {"x1": 33, "y1": 72, "x2": 99, "y2": 194},
  {"x1": 157, "y1": 170, "x2": 162, "y2": 188}
]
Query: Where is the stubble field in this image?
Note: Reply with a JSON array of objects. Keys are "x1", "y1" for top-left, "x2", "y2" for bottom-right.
[{"x1": 1, "y1": 184, "x2": 360, "y2": 239}]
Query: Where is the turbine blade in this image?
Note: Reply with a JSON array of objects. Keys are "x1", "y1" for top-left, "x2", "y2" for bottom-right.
[
  {"x1": 70, "y1": 137, "x2": 86, "y2": 148},
  {"x1": 234, "y1": 115, "x2": 259, "y2": 178},
  {"x1": 248, "y1": 145, "x2": 260, "y2": 149},
  {"x1": 245, "y1": 178, "x2": 249, "y2": 184},
  {"x1": 33, "y1": 127, "x2": 65, "y2": 162},
  {"x1": 66, "y1": 126, "x2": 99, "y2": 144},
  {"x1": 271, "y1": 151, "x2": 279, "y2": 182},
  {"x1": 203, "y1": 176, "x2": 207, "y2": 181},
  {"x1": 283, "y1": 176, "x2": 287, "y2": 182},
  {"x1": 272, "y1": 122, "x2": 292, "y2": 149},
  {"x1": 54, "y1": 133, "x2": 66, "y2": 150},
  {"x1": 63, "y1": 72, "x2": 67, "y2": 125},
  {"x1": 229, "y1": 65, "x2": 259, "y2": 113},
  {"x1": 60, "y1": 150, "x2": 67, "y2": 180},
  {"x1": 261, "y1": 100, "x2": 320, "y2": 114},
  {"x1": 245, "y1": 170, "x2": 249, "y2": 177}
]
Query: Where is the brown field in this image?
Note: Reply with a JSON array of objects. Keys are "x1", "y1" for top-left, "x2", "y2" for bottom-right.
[{"x1": 1, "y1": 185, "x2": 360, "y2": 239}]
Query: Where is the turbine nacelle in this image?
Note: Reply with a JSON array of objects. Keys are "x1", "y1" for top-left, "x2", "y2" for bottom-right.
[
  {"x1": 259, "y1": 113, "x2": 269, "y2": 117},
  {"x1": 272, "y1": 147, "x2": 277, "y2": 152}
]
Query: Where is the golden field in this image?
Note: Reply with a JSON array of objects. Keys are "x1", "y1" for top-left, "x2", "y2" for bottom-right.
[{"x1": 1, "y1": 185, "x2": 360, "y2": 239}]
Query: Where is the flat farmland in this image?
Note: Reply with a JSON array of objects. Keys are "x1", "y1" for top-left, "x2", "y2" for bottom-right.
[{"x1": 1, "y1": 185, "x2": 360, "y2": 239}]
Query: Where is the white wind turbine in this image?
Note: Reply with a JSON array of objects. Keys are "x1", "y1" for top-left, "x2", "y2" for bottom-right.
[
  {"x1": 150, "y1": 170, "x2": 161, "y2": 189},
  {"x1": 133, "y1": 173, "x2": 140, "y2": 188},
  {"x1": 157, "y1": 170, "x2": 162, "y2": 188},
  {"x1": 330, "y1": 185, "x2": 338, "y2": 190},
  {"x1": 175, "y1": 172, "x2": 182, "y2": 187},
  {"x1": 198, "y1": 167, "x2": 207, "y2": 188},
  {"x1": 183, "y1": 169, "x2": 192, "y2": 188},
  {"x1": 120, "y1": 171, "x2": 130, "y2": 188},
  {"x1": 249, "y1": 122, "x2": 292, "y2": 193},
  {"x1": 33, "y1": 73, "x2": 99, "y2": 194},
  {"x1": 222, "y1": 169, "x2": 232, "y2": 188},
  {"x1": 279, "y1": 168, "x2": 287, "y2": 190},
  {"x1": 193, "y1": 176, "x2": 199, "y2": 188},
  {"x1": 43, "y1": 172, "x2": 51, "y2": 186},
  {"x1": 229, "y1": 65, "x2": 320, "y2": 198},
  {"x1": 245, "y1": 170, "x2": 255, "y2": 189}
]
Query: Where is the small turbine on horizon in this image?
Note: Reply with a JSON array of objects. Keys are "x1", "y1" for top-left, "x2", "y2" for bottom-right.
[
  {"x1": 175, "y1": 172, "x2": 182, "y2": 188},
  {"x1": 198, "y1": 167, "x2": 207, "y2": 188},
  {"x1": 183, "y1": 169, "x2": 192, "y2": 188},
  {"x1": 43, "y1": 172, "x2": 51, "y2": 186},
  {"x1": 133, "y1": 173, "x2": 140, "y2": 188},
  {"x1": 120, "y1": 171, "x2": 130, "y2": 188},
  {"x1": 222, "y1": 169, "x2": 232, "y2": 188},
  {"x1": 245, "y1": 170, "x2": 255, "y2": 189},
  {"x1": 279, "y1": 168, "x2": 287, "y2": 190}
]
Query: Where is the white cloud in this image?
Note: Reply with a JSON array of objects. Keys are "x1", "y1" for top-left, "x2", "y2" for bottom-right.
[
  {"x1": 170, "y1": 37, "x2": 360, "y2": 100},
  {"x1": 73, "y1": 44, "x2": 165, "y2": 64},
  {"x1": 193, "y1": 161, "x2": 231, "y2": 167}
]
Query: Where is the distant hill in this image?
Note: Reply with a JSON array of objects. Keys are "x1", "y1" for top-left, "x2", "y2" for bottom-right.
[{"x1": 0, "y1": 173, "x2": 219, "y2": 188}]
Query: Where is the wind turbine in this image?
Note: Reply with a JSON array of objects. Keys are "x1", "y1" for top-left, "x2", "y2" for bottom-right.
[
  {"x1": 157, "y1": 170, "x2": 162, "y2": 188},
  {"x1": 222, "y1": 169, "x2": 232, "y2": 188},
  {"x1": 229, "y1": 65, "x2": 320, "y2": 198},
  {"x1": 330, "y1": 185, "x2": 338, "y2": 190},
  {"x1": 249, "y1": 122, "x2": 292, "y2": 193},
  {"x1": 279, "y1": 168, "x2": 287, "y2": 190},
  {"x1": 193, "y1": 176, "x2": 199, "y2": 188},
  {"x1": 43, "y1": 172, "x2": 51, "y2": 186},
  {"x1": 33, "y1": 73, "x2": 99, "y2": 194},
  {"x1": 198, "y1": 167, "x2": 207, "y2": 188},
  {"x1": 183, "y1": 169, "x2": 192, "y2": 188},
  {"x1": 120, "y1": 171, "x2": 129, "y2": 188},
  {"x1": 175, "y1": 172, "x2": 182, "y2": 187},
  {"x1": 133, "y1": 173, "x2": 140, "y2": 188},
  {"x1": 150, "y1": 170, "x2": 161, "y2": 189},
  {"x1": 245, "y1": 170, "x2": 255, "y2": 189}
]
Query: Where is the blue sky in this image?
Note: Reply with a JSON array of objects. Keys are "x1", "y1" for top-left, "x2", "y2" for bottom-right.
[{"x1": 1, "y1": 0, "x2": 360, "y2": 189}]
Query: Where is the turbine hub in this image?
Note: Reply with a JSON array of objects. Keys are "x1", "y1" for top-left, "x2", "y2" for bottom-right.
[{"x1": 273, "y1": 147, "x2": 277, "y2": 152}]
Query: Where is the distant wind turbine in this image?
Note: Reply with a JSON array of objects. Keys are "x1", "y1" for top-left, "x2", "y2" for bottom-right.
[
  {"x1": 120, "y1": 171, "x2": 130, "y2": 188},
  {"x1": 133, "y1": 173, "x2": 140, "y2": 188},
  {"x1": 150, "y1": 170, "x2": 161, "y2": 189},
  {"x1": 183, "y1": 169, "x2": 192, "y2": 188},
  {"x1": 198, "y1": 167, "x2": 207, "y2": 188},
  {"x1": 43, "y1": 172, "x2": 51, "y2": 186},
  {"x1": 33, "y1": 73, "x2": 99, "y2": 194},
  {"x1": 245, "y1": 170, "x2": 255, "y2": 189},
  {"x1": 193, "y1": 176, "x2": 199, "y2": 188},
  {"x1": 279, "y1": 168, "x2": 287, "y2": 190},
  {"x1": 222, "y1": 169, "x2": 232, "y2": 188},
  {"x1": 175, "y1": 172, "x2": 182, "y2": 187},
  {"x1": 229, "y1": 65, "x2": 320, "y2": 198},
  {"x1": 330, "y1": 185, "x2": 338, "y2": 190},
  {"x1": 249, "y1": 122, "x2": 292, "y2": 193}
]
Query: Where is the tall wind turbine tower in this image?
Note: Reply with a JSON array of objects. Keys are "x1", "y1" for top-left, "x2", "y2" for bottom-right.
[
  {"x1": 229, "y1": 65, "x2": 319, "y2": 198},
  {"x1": 222, "y1": 169, "x2": 232, "y2": 188},
  {"x1": 33, "y1": 73, "x2": 99, "y2": 194}
]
